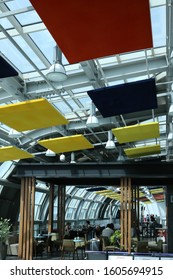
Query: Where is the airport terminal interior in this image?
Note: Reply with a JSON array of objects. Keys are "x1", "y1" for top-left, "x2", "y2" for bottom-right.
[{"x1": 0, "y1": 0, "x2": 173, "y2": 260}]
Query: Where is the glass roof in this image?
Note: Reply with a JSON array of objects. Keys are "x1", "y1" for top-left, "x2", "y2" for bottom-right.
[
  {"x1": 0, "y1": 0, "x2": 171, "y2": 172},
  {"x1": 0, "y1": 0, "x2": 167, "y2": 224}
]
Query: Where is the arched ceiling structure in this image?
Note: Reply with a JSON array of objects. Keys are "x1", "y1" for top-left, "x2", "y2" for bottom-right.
[
  {"x1": 0, "y1": 0, "x2": 171, "y2": 167},
  {"x1": 0, "y1": 1, "x2": 170, "y2": 221}
]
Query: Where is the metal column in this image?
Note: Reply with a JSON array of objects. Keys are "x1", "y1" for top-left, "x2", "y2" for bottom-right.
[{"x1": 57, "y1": 185, "x2": 65, "y2": 242}]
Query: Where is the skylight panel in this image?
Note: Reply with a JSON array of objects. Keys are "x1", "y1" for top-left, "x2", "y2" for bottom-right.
[
  {"x1": 120, "y1": 50, "x2": 146, "y2": 62},
  {"x1": 15, "y1": 10, "x2": 41, "y2": 25},
  {"x1": 0, "y1": 15, "x2": 13, "y2": 29},
  {"x1": 150, "y1": 0, "x2": 166, "y2": 7},
  {"x1": 151, "y1": 6, "x2": 166, "y2": 47},
  {"x1": 108, "y1": 80, "x2": 125, "y2": 86},
  {"x1": 5, "y1": 0, "x2": 42, "y2": 28},
  {"x1": 97, "y1": 56, "x2": 119, "y2": 66},
  {"x1": 6, "y1": 0, "x2": 31, "y2": 10},
  {"x1": 29, "y1": 30, "x2": 55, "y2": 64},
  {"x1": 78, "y1": 96, "x2": 91, "y2": 107},
  {"x1": 30, "y1": 30, "x2": 70, "y2": 65},
  {"x1": 154, "y1": 47, "x2": 166, "y2": 55},
  {"x1": 75, "y1": 188, "x2": 86, "y2": 197},
  {"x1": 0, "y1": 38, "x2": 34, "y2": 72},
  {"x1": 35, "y1": 192, "x2": 44, "y2": 205},
  {"x1": 14, "y1": 36, "x2": 45, "y2": 70},
  {"x1": 127, "y1": 75, "x2": 151, "y2": 83},
  {"x1": 53, "y1": 101, "x2": 72, "y2": 114},
  {"x1": 72, "y1": 86, "x2": 94, "y2": 93},
  {"x1": 66, "y1": 185, "x2": 75, "y2": 194},
  {"x1": 0, "y1": 123, "x2": 11, "y2": 132},
  {"x1": 0, "y1": 35, "x2": 45, "y2": 73}
]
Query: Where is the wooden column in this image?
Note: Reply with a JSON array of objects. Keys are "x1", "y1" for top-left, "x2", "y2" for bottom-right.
[
  {"x1": 57, "y1": 185, "x2": 65, "y2": 242},
  {"x1": 131, "y1": 185, "x2": 140, "y2": 240},
  {"x1": 18, "y1": 177, "x2": 35, "y2": 260},
  {"x1": 120, "y1": 177, "x2": 132, "y2": 253}
]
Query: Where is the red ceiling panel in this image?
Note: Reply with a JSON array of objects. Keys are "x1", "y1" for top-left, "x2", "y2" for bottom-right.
[{"x1": 30, "y1": 0, "x2": 153, "y2": 63}]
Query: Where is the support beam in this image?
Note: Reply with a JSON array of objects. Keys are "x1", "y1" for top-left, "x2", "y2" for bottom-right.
[
  {"x1": 48, "y1": 183, "x2": 54, "y2": 233},
  {"x1": 14, "y1": 162, "x2": 173, "y2": 186}
]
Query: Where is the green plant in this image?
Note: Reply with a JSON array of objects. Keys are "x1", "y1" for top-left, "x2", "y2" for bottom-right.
[
  {"x1": 109, "y1": 230, "x2": 121, "y2": 247},
  {"x1": 0, "y1": 218, "x2": 11, "y2": 244}
]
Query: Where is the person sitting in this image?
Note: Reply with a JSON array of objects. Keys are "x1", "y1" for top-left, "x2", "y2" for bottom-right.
[{"x1": 101, "y1": 223, "x2": 114, "y2": 238}]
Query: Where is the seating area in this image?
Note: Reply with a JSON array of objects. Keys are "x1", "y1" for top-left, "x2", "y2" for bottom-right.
[
  {"x1": 148, "y1": 239, "x2": 163, "y2": 253},
  {"x1": 7, "y1": 224, "x2": 164, "y2": 260},
  {"x1": 6, "y1": 234, "x2": 19, "y2": 256},
  {"x1": 61, "y1": 239, "x2": 78, "y2": 260},
  {"x1": 5, "y1": 231, "x2": 167, "y2": 260},
  {"x1": 100, "y1": 236, "x2": 118, "y2": 251}
]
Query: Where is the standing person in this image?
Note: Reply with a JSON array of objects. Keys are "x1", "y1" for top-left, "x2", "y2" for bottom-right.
[
  {"x1": 64, "y1": 222, "x2": 71, "y2": 238},
  {"x1": 94, "y1": 225, "x2": 102, "y2": 239},
  {"x1": 85, "y1": 220, "x2": 93, "y2": 240}
]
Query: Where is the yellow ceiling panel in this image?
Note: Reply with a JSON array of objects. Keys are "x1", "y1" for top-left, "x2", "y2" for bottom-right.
[
  {"x1": 112, "y1": 122, "x2": 159, "y2": 143},
  {"x1": 124, "y1": 144, "x2": 160, "y2": 158},
  {"x1": 95, "y1": 190, "x2": 113, "y2": 194},
  {"x1": 38, "y1": 134, "x2": 94, "y2": 153},
  {"x1": 139, "y1": 192, "x2": 145, "y2": 197},
  {"x1": 0, "y1": 98, "x2": 68, "y2": 132},
  {"x1": 0, "y1": 146, "x2": 34, "y2": 162},
  {"x1": 150, "y1": 188, "x2": 164, "y2": 194}
]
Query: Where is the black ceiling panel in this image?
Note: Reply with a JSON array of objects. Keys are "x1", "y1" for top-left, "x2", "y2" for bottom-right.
[
  {"x1": 0, "y1": 55, "x2": 18, "y2": 78},
  {"x1": 87, "y1": 78, "x2": 157, "y2": 117}
]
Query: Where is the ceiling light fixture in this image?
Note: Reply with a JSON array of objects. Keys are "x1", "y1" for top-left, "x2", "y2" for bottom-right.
[
  {"x1": 45, "y1": 149, "x2": 56, "y2": 157},
  {"x1": 168, "y1": 122, "x2": 173, "y2": 141},
  {"x1": 70, "y1": 152, "x2": 76, "y2": 163},
  {"x1": 105, "y1": 130, "x2": 115, "y2": 149},
  {"x1": 46, "y1": 45, "x2": 67, "y2": 82},
  {"x1": 60, "y1": 153, "x2": 66, "y2": 162},
  {"x1": 86, "y1": 102, "x2": 99, "y2": 128},
  {"x1": 117, "y1": 147, "x2": 125, "y2": 162}
]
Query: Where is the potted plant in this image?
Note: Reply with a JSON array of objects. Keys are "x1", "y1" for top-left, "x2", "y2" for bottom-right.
[
  {"x1": 109, "y1": 229, "x2": 121, "y2": 249},
  {"x1": 0, "y1": 217, "x2": 11, "y2": 259}
]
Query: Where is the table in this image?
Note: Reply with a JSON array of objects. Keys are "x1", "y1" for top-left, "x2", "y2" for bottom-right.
[{"x1": 73, "y1": 238, "x2": 85, "y2": 258}]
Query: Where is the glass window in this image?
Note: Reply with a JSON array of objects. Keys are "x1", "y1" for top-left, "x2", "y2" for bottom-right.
[{"x1": 151, "y1": 6, "x2": 166, "y2": 47}]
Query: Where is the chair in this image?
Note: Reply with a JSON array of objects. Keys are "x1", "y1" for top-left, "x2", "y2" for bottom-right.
[
  {"x1": 33, "y1": 240, "x2": 44, "y2": 258},
  {"x1": 131, "y1": 237, "x2": 138, "y2": 252},
  {"x1": 85, "y1": 250, "x2": 108, "y2": 260},
  {"x1": 61, "y1": 239, "x2": 78, "y2": 259},
  {"x1": 51, "y1": 233, "x2": 61, "y2": 252},
  {"x1": 74, "y1": 237, "x2": 86, "y2": 258},
  {"x1": 101, "y1": 236, "x2": 116, "y2": 251},
  {"x1": 136, "y1": 241, "x2": 149, "y2": 253},
  {"x1": 6, "y1": 234, "x2": 19, "y2": 256},
  {"x1": 148, "y1": 239, "x2": 163, "y2": 253}
]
